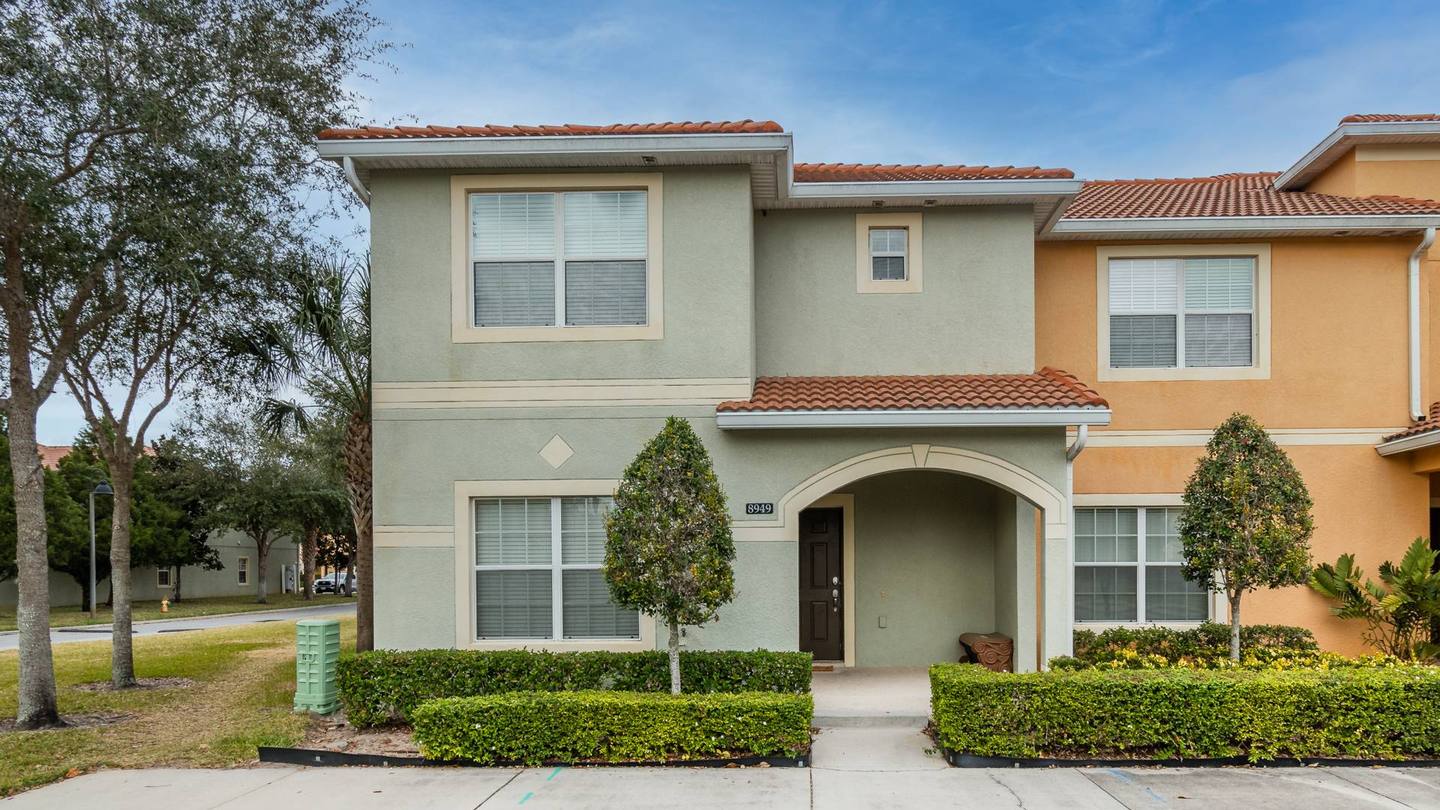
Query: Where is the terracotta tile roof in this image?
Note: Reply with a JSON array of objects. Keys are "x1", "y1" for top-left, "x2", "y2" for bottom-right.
[
  {"x1": 1063, "y1": 172, "x2": 1440, "y2": 219},
  {"x1": 793, "y1": 162, "x2": 1074, "y2": 182},
  {"x1": 36, "y1": 444, "x2": 70, "y2": 470},
  {"x1": 716, "y1": 368, "x2": 1107, "y2": 413},
  {"x1": 1382, "y1": 402, "x2": 1440, "y2": 444},
  {"x1": 316, "y1": 120, "x2": 783, "y2": 140},
  {"x1": 1340, "y1": 114, "x2": 1440, "y2": 124}
]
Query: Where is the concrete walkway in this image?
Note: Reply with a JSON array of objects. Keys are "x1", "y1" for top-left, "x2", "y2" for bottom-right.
[
  {"x1": 811, "y1": 666, "x2": 930, "y2": 727},
  {"x1": 0, "y1": 602, "x2": 354, "y2": 651},
  {"x1": 5, "y1": 764, "x2": 1439, "y2": 809}
]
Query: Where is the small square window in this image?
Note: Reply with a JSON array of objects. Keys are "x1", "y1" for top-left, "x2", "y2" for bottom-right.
[
  {"x1": 157, "y1": 568, "x2": 172, "y2": 588},
  {"x1": 869, "y1": 228, "x2": 908, "y2": 281},
  {"x1": 237, "y1": 556, "x2": 250, "y2": 586}
]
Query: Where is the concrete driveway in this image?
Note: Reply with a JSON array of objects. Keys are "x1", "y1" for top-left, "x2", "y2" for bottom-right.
[
  {"x1": 4, "y1": 762, "x2": 1438, "y2": 809},
  {"x1": 0, "y1": 602, "x2": 354, "y2": 651}
]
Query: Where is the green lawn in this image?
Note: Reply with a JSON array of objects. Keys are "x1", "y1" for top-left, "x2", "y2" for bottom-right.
[
  {"x1": 0, "y1": 592, "x2": 354, "y2": 633},
  {"x1": 0, "y1": 617, "x2": 355, "y2": 796}
]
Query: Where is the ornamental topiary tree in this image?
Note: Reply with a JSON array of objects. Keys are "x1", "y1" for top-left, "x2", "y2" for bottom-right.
[
  {"x1": 605, "y1": 417, "x2": 736, "y2": 694},
  {"x1": 1178, "y1": 413, "x2": 1314, "y2": 661}
]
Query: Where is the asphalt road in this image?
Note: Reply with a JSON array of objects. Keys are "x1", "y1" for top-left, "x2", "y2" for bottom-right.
[{"x1": 0, "y1": 601, "x2": 355, "y2": 651}]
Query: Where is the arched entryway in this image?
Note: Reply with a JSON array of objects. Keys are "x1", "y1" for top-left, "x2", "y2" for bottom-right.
[{"x1": 766, "y1": 444, "x2": 1071, "y2": 672}]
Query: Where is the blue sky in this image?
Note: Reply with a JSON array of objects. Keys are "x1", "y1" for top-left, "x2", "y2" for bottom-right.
[{"x1": 36, "y1": 0, "x2": 1440, "y2": 443}]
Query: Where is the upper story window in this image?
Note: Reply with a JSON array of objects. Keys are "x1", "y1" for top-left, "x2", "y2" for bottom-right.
[
  {"x1": 869, "y1": 227, "x2": 908, "y2": 281},
  {"x1": 855, "y1": 213, "x2": 923, "y2": 293},
  {"x1": 1097, "y1": 245, "x2": 1270, "y2": 382},
  {"x1": 470, "y1": 190, "x2": 648, "y2": 328},
  {"x1": 450, "y1": 173, "x2": 663, "y2": 344}
]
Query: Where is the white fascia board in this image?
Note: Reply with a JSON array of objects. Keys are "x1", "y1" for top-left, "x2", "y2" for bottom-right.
[
  {"x1": 1374, "y1": 429, "x2": 1440, "y2": 456},
  {"x1": 1050, "y1": 214, "x2": 1440, "y2": 236},
  {"x1": 785, "y1": 178, "x2": 1083, "y2": 202},
  {"x1": 314, "y1": 132, "x2": 794, "y2": 162},
  {"x1": 715, "y1": 407, "x2": 1112, "y2": 430},
  {"x1": 1274, "y1": 121, "x2": 1440, "y2": 191}
]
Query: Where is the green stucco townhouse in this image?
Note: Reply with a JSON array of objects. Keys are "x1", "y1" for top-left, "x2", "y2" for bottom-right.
[{"x1": 317, "y1": 120, "x2": 1110, "y2": 671}]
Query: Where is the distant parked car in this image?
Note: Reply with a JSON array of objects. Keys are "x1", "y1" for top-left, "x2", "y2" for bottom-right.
[{"x1": 312, "y1": 573, "x2": 355, "y2": 595}]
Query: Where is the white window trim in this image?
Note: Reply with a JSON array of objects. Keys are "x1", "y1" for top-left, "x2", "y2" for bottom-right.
[
  {"x1": 1072, "y1": 497, "x2": 1219, "y2": 628},
  {"x1": 453, "y1": 479, "x2": 655, "y2": 651},
  {"x1": 450, "y1": 173, "x2": 664, "y2": 343},
  {"x1": 237, "y1": 556, "x2": 250, "y2": 586},
  {"x1": 1096, "y1": 243, "x2": 1271, "y2": 381},
  {"x1": 855, "y1": 213, "x2": 923, "y2": 293},
  {"x1": 156, "y1": 568, "x2": 172, "y2": 588}
]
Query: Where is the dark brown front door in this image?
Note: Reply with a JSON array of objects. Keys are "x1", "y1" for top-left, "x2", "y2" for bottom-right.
[{"x1": 799, "y1": 507, "x2": 843, "y2": 661}]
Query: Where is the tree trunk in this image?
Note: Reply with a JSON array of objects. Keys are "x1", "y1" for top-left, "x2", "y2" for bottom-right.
[
  {"x1": 343, "y1": 411, "x2": 374, "y2": 651},
  {"x1": 173, "y1": 566, "x2": 183, "y2": 603},
  {"x1": 255, "y1": 534, "x2": 271, "y2": 604},
  {"x1": 8, "y1": 388, "x2": 62, "y2": 728},
  {"x1": 1229, "y1": 591, "x2": 1243, "y2": 662},
  {"x1": 301, "y1": 527, "x2": 317, "y2": 601},
  {"x1": 668, "y1": 621, "x2": 681, "y2": 695},
  {"x1": 108, "y1": 466, "x2": 137, "y2": 688}
]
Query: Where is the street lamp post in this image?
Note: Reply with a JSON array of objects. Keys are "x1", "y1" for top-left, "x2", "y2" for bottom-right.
[{"x1": 89, "y1": 481, "x2": 113, "y2": 619}]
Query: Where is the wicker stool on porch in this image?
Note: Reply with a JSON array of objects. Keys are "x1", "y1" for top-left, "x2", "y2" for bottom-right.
[{"x1": 959, "y1": 632, "x2": 1014, "y2": 672}]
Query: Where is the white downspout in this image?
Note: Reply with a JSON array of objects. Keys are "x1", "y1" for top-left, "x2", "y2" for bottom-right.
[
  {"x1": 1410, "y1": 228, "x2": 1436, "y2": 422},
  {"x1": 1051, "y1": 424, "x2": 1087, "y2": 666},
  {"x1": 343, "y1": 156, "x2": 372, "y2": 207}
]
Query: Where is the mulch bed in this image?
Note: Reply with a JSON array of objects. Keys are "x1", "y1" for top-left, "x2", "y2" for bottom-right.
[
  {"x1": 73, "y1": 677, "x2": 195, "y2": 693},
  {"x1": 0, "y1": 712, "x2": 133, "y2": 733}
]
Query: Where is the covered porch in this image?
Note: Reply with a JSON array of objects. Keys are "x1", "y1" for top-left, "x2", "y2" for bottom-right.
[{"x1": 712, "y1": 368, "x2": 1112, "y2": 672}]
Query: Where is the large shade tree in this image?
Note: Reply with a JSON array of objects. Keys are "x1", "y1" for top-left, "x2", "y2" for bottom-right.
[
  {"x1": 1178, "y1": 413, "x2": 1314, "y2": 661},
  {"x1": 0, "y1": 0, "x2": 384, "y2": 724},
  {"x1": 605, "y1": 417, "x2": 735, "y2": 694}
]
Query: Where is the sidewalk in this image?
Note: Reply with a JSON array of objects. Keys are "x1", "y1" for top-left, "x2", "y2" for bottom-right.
[
  {"x1": 5, "y1": 762, "x2": 1437, "y2": 809},
  {"x1": 0, "y1": 602, "x2": 354, "y2": 651}
]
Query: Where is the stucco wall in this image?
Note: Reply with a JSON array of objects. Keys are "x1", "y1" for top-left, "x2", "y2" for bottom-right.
[
  {"x1": 1307, "y1": 144, "x2": 1440, "y2": 203},
  {"x1": 367, "y1": 166, "x2": 755, "y2": 384},
  {"x1": 848, "y1": 471, "x2": 1000, "y2": 666},
  {"x1": 1036, "y1": 238, "x2": 1419, "y2": 430},
  {"x1": 753, "y1": 205, "x2": 1036, "y2": 376},
  {"x1": 372, "y1": 396, "x2": 1070, "y2": 651}
]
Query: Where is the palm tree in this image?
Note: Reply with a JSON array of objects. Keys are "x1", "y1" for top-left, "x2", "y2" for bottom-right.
[{"x1": 236, "y1": 253, "x2": 373, "y2": 649}]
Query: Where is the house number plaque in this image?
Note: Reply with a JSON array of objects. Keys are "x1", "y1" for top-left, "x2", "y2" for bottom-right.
[{"x1": 745, "y1": 502, "x2": 775, "y2": 515}]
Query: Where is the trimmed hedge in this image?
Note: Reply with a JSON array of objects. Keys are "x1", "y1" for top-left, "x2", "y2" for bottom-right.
[
  {"x1": 1070, "y1": 622, "x2": 1316, "y2": 667},
  {"x1": 930, "y1": 663, "x2": 1440, "y2": 762},
  {"x1": 411, "y1": 690, "x2": 813, "y2": 765},
  {"x1": 338, "y1": 649, "x2": 811, "y2": 727}
]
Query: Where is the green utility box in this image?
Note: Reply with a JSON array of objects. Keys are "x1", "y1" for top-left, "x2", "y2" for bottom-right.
[{"x1": 294, "y1": 619, "x2": 340, "y2": 714}]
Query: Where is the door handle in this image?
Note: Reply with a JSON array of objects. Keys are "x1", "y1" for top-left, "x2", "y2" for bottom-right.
[{"x1": 831, "y1": 589, "x2": 839, "y2": 598}]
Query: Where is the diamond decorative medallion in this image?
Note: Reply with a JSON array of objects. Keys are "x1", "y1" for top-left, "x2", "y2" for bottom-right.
[{"x1": 539, "y1": 434, "x2": 575, "y2": 469}]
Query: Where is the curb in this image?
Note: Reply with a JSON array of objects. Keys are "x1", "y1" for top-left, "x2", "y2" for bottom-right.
[
  {"x1": 944, "y1": 750, "x2": 1440, "y2": 768},
  {"x1": 259, "y1": 746, "x2": 809, "y2": 768}
]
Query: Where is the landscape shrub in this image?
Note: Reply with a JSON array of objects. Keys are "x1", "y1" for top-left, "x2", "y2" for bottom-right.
[
  {"x1": 338, "y1": 648, "x2": 812, "y2": 727},
  {"x1": 1070, "y1": 622, "x2": 1315, "y2": 668},
  {"x1": 410, "y1": 690, "x2": 813, "y2": 765},
  {"x1": 1050, "y1": 648, "x2": 1402, "y2": 671},
  {"x1": 930, "y1": 662, "x2": 1440, "y2": 762}
]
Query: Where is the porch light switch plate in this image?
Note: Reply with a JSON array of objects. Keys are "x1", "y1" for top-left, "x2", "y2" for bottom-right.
[
  {"x1": 539, "y1": 435, "x2": 574, "y2": 469},
  {"x1": 878, "y1": 615, "x2": 887, "y2": 629}
]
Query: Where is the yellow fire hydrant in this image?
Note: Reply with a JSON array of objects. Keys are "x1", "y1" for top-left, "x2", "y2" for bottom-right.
[{"x1": 160, "y1": 598, "x2": 169, "y2": 613}]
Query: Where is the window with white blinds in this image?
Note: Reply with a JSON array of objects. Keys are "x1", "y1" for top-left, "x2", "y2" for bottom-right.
[
  {"x1": 1074, "y1": 506, "x2": 1209, "y2": 624},
  {"x1": 469, "y1": 190, "x2": 648, "y2": 328},
  {"x1": 869, "y1": 227, "x2": 908, "y2": 281},
  {"x1": 473, "y1": 496, "x2": 639, "y2": 640},
  {"x1": 1108, "y1": 257, "x2": 1254, "y2": 369}
]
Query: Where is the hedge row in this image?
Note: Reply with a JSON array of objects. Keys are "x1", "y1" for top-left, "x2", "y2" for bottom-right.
[
  {"x1": 411, "y1": 691, "x2": 814, "y2": 765},
  {"x1": 930, "y1": 663, "x2": 1440, "y2": 762},
  {"x1": 1070, "y1": 623, "x2": 1316, "y2": 668},
  {"x1": 338, "y1": 649, "x2": 812, "y2": 727}
]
